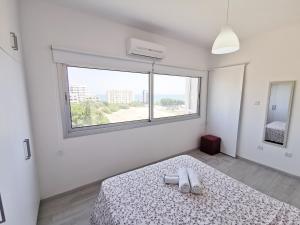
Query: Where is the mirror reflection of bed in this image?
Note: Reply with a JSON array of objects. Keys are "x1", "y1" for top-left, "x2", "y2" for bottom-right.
[
  {"x1": 264, "y1": 81, "x2": 295, "y2": 147},
  {"x1": 265, "y1": 121, "x2": 286, "y2": 145}
]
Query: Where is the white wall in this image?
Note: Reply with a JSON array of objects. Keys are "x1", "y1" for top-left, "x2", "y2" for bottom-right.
[
  {"x1": 20, "y1": 0, "x2": 209, "y2": 199},
  {"x1": 210, "y1": 22, "x2": 300, "y2": 177},
  {"x1": 0, "y1": 1, "x2": 40, "y2": 224}
]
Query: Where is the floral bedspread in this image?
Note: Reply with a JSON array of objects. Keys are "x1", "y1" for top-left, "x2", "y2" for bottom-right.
[{"x1": 90, "y1": 155, "x2": 300, "y2": 225}]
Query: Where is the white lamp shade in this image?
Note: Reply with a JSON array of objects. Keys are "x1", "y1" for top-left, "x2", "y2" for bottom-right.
[{"x1": 212, "y1": 25, "x2": 240, "y2": 54}]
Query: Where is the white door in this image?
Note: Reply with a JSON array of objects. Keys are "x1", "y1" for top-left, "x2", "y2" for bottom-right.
[
  {"x1": 0, "y1": 1, "x2": 40, "y2": 224},
  {"x1": 206, "y1": 65, "x2": 245, "y2": 157}
]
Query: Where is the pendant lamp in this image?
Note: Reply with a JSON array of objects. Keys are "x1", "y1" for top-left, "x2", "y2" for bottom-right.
[{"x1": 212, "y1": 0, "x2": 240, "y2": 54}]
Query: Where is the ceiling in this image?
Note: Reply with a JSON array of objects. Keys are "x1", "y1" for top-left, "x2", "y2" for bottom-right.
[{"x1": 46, "y1": 0, "x2": 300, "y2": 47}]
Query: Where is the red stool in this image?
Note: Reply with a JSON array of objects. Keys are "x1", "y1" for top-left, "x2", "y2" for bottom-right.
[{"x1": 200, "y1": 135, "x2": 221, "y2": 155}]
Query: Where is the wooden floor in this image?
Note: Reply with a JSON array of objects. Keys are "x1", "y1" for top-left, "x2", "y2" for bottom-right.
[{"x1": 37, "y1": 150, "x2": 300, "y2": 225}]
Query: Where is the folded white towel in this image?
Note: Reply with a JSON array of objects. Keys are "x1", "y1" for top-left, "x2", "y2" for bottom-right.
[
  {"x1": 164, "y1": 174, "x2": 179, "y2": 184},
  {"x1": 187, "y1": 168, "x2": 202, "y2": 194},
  {"x1": 178, "y1": 168, "x2": 190, "y2": 193}
]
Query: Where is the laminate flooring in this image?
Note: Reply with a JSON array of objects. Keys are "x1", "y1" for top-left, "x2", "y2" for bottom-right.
[{"x1": 38, "y1": 150, "x2": 300, "y2": 225}]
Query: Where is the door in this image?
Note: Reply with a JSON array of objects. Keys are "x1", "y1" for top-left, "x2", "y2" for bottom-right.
[
  {"x1": 206, "y1": 65, "x2": 245, "y2": 157},
  {"x1": 0, "y1": 1, "x2": 39, "y2": 224},
  {"x1": 0, "y1": 0, "x2": 21, "y2": 61}
]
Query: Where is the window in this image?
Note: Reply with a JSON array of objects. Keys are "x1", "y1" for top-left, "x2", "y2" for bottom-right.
[
  {"x1": 61, "y1": 65, "x2": 201, "y2": 136},
  {"x1": 153, "y1": 74, "x2": 200, "y2": 119},
  {"x1": 67, "y1": 67, "x2": 149, "y2": 128}
]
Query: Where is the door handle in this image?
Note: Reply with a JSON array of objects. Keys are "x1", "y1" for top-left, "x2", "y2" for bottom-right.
[
  {"x1": 0, "y1": 194, "x2": 6, "y2": 224},
  {"x1": 23, "y1": 139, "x2": 31, "y2": 160}
]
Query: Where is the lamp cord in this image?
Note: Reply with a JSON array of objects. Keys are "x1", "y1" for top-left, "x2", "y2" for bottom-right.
[
  {"x1": 226, "y1": 0, "x2": 230, "y2": 25},
  {"x1": 152, "y1": 60, "x2": 155, "y2": 74}
]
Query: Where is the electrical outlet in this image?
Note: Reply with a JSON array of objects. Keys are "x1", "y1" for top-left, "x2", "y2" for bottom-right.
[
  {"x1": 285, "y1": 152, "x2": 293, "y2": 158},
  {"x1": 257, "y1": 145, "x2": 264, "y2": 151},
  {"x1": 254, "y1": 101, "x2": 261, "y2": 106}
]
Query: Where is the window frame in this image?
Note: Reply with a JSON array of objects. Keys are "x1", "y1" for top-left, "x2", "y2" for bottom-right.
[{"x1": 58, "y1": 64, "x2": 201, "y2": 138}]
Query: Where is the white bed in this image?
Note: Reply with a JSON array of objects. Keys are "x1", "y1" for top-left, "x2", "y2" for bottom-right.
[
  {"x1": 90, "y1": 155, "x2": 300, "y2": 225},
  {"x1": 265, "y1": 121, "x2": 286, "y2": 144}
]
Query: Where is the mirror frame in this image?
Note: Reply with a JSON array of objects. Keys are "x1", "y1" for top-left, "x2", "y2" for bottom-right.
[{"x1": 263, "y1": 81, "x2": 296, "y2": 148}]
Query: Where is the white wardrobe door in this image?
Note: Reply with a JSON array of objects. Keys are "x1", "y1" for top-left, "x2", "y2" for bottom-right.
[
  {"x1": 0, "y1": 49, "x2": 39, "y2": 225},
  {"x1": 206, "y1": 65, "x2": 245, "y2": 157}
]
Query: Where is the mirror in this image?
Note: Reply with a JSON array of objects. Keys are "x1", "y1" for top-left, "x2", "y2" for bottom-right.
[{"x1": 264, "y1": 81, "x2": 295, "y2": 147}]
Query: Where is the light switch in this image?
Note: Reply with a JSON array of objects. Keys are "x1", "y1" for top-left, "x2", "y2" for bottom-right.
[{"x1": 254, "y1": 101, "x2": 261, "y2": 106}]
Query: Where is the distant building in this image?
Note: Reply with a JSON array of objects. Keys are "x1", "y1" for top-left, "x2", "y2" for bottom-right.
[
  {"x1": 107, "y1": 90, "x2": 133, "y2": 104},
  {"x1": 86, "y1": 96, "x2": 100, "y2": 102},
  {"x1": 69, "y1": 86, "x2": 99, "y2": 103},
  {"x1": 69, "y1": 86, "x2": 88, "y2": 103}
]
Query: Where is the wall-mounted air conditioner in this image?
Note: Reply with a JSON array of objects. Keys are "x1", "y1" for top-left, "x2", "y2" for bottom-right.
[{"x1": 127, "y1": 38, "x2": 166, "y2": 59}]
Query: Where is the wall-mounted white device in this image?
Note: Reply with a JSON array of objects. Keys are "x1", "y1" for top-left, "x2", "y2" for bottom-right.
[{"x1": 127, "y1": 38, "x2": 166, "y2": 59}]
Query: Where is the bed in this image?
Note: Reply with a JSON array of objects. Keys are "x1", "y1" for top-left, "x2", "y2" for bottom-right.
[
  {"x1": 90, "y1": 155, "x2": 300, "y2": 225},
  {"x1": 265, "y1": 121, "x2": 286, "y2": 144}
]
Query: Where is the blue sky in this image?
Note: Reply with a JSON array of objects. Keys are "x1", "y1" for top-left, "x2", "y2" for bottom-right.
[{"x1": 67, "y1": 67, "x2": 190, "y2": 95}]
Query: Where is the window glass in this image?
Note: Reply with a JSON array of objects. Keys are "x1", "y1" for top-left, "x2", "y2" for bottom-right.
[
  {"x1": 67, "y1": 67, "x2": 149, "y2": 128},
  {"x1": 153, "y1": 74, "x2": 199, "y2": 118}
]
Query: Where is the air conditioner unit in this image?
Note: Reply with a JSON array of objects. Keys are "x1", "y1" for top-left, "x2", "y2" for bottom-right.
[{"x1": 127, "y1": 38, "x2": 166, "y2": 59}]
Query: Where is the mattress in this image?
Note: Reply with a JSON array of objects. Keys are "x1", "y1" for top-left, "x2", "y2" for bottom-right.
[
  {"x1": 90, "y1": 155, "x2": 300, "y2": 225},
  {"x1": 265, "y1": 121, "x2": 286, "y2": 144}
]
